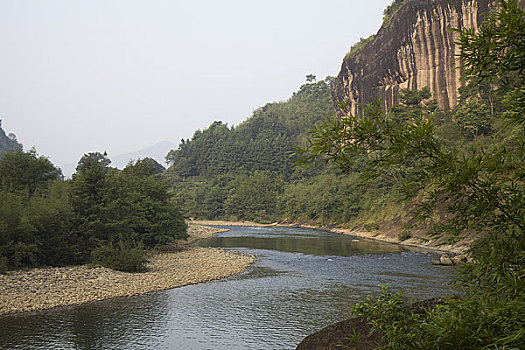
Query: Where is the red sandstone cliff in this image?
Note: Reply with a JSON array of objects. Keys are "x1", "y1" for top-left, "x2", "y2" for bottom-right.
[{"x1": 333, "y1": 0, "x2": 497, "y2": 114}]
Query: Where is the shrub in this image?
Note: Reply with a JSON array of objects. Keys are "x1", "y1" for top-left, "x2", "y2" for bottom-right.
[
  {"x1": 91, "y1": 236, "x2": 149, "y2": 273},
  {"x1": 352, "y1": 285, "x2": 421, "y2": 349},
  {"x1": 383, "y1": 0, "x2": 407, "y2": 24},
  {"x1": 344, "y1": 35, "x2": 375, "y2": 59},
  {"x1": 364, "y1": 222, "x2": 380, "y2": 231},
  {"x1": 398, "y1": 231, "x2": 411, "y2": 241},
  {"x1": 352, "y1": 277, "x2": 525, "y2": 349}
]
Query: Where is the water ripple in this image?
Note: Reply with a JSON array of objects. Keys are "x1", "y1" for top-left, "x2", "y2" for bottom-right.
[{"x1": 0, "y1": 226, "x2": 455, "y2": 350}]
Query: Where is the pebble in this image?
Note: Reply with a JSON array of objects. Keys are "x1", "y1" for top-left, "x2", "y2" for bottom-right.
[{"x1": 0, "y1": 224, "x2": 256, "y2": 316}]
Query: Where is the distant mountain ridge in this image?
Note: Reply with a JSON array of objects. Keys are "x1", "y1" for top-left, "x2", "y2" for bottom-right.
[
  {"x1": 110, "y1": 140, "x2": 177, "y2": 169},
  {"x1": 61, "y1": 141, "x2": 177, "y2": 178}
]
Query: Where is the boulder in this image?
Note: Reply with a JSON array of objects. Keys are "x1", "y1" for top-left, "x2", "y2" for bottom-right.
[{"x1": 431, "y1": 254, "x2": 455, "y2": 266}]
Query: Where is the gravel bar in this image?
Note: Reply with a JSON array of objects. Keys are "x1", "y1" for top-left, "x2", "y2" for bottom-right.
[{"x1": 0, "y1": 224, "x2": 255, "y2": 316}]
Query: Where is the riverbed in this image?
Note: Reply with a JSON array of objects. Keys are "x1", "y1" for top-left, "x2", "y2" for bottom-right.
[{"x1": 0, "y1": 225, "x2": 456, "y2": 349}]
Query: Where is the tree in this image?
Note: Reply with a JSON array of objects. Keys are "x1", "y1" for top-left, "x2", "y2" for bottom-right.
[
  {"x1": 0, "y1": 148, "x2": 185, "y2": 270},
  {"x1": 69, "y1": 152, "x2": 113, "y2": 253},
  {"x1": 0, "y1": 156, "x2": 77, "y2": 269},
  {"x1": 389, "y1": 87, "x2": 438, "y2": 123},
  {"x1": 399, "y1": 86, "x2": 431, "y2": 106},
  {"x1": 0, "y1": 149, "x2": 62, "y2": 195},
  {"x1": 123, "y1": 158, "x2": 165, "y2": 177},
  {"x1": 71, "y1": 151, "x2": 187, "y2": 250},
  {"x1": 22, "y1": 181, "x2": 78, "y2": 266},
  {"x1": 75, "y1": 151, "x2": 111, "y2": 174},
  {"x1": 103, "y1": 167, "x2": 187, "y2": 246},
  {"x1": 454, "y1": 96, "x2": 492, "y2": 137},
  {"x1": 456, "y1": 0, "x2": 525, "y2": 125},
  {"x1": 224, "y1": 171, "x2": 284, "y2": 222},
  {"x1": 295, "y1": 1, "x2": 525, "y2": 348},
  {"x1": 306, "y1": 74, "x2": 316, "y2": 83}
]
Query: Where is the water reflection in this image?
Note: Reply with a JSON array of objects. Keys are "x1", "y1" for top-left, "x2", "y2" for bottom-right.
[
  {"x1": 196, "y1": 226, "x2": 408, "y2": 256},
  {"x1": 0, "y1": 226, "x2": 456, "y2": 350}
]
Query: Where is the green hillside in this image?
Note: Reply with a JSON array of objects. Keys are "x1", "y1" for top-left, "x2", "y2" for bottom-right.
[
  {"x1": 165, "y1": 64, "x2": 521, "y2": 233},
  {"x1": 165, "y1": 77, "x2": 370, "y2": 223},
  {"x1": 165, "y1": 78, "x2": 333, "y2": 180},
  {"x1": 163, "y1": 79, "x2": 419, "y2": 225}
]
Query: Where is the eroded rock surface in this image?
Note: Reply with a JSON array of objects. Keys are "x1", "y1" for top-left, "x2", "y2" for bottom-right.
[{"x1": 333, "y1": 0, "x2": 495, "y2": 114}]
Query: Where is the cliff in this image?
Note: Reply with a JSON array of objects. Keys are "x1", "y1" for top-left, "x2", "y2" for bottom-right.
[
  {"x1": 333, "y1": 0, "x2": 495, "y2": 114},
  {"x1": 0, "y1": 120, "x2": 22, "y2": 155}
]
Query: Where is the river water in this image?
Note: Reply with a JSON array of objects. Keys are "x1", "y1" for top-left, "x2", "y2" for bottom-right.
[{"x1": 0, "y1": 226, "x2": 456, "y2": 349}]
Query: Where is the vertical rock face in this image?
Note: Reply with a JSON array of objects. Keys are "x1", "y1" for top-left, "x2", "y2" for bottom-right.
[
  {"x1": 333, "y1": 0, "x2": 495, "y2": 115},
  {"x1": 0, "y1": 121, "x2": 22, "y2": 155}
]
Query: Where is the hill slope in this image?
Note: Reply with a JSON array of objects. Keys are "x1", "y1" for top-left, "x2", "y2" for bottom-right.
[{"x1": 166, "y1": 79, "x2": 333, "y2": 180}]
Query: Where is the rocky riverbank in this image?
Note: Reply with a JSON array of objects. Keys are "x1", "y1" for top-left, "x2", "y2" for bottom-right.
[{"x1": 0, "y1": 224, "x2": 256, "y2": 316}]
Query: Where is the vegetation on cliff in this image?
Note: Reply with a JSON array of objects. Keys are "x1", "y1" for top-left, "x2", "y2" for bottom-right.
[
  {"x1": 0, "y1": 120, "x2": 22, "y2": 156},
  {"x1": 382, "y1": 0, "x2": 408, "y2": 24},
  {"x1": 296, "y1": 1, "x2": 525, "y2": 348},
  {"x1": 344, "y1": 35, "x2": 375, "y2": 59},
  {"x1": 344, "y1": 0, "x2": 408, "y2": 60}
]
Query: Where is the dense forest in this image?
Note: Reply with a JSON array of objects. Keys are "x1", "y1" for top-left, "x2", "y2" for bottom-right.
[
  {"x1": 164, "y1": 73, "x2": 505, "y2": 232},
  {"x1": 165, "y1": 77, "x2": 344, "y2": 223},
  {"x1": 0, "y1": 150, "x2": 187, "y2": 272},
  {"x1": 165, "y1": 77, "x2": 333, "y2": 180}
]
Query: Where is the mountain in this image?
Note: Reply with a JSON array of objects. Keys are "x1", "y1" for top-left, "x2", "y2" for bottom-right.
[
  {"x1": 61, "y1": 141, "x2": 176, "y2": 178},
  {"x1": 0, "y1": 120, "x2": 22, "y2": 155},
  {"x1": 333, "y1": 0, "x2": 495, "y2": 115},
  {"x1": 110, "y1": 140, "x2": 177, "y2": 169}
]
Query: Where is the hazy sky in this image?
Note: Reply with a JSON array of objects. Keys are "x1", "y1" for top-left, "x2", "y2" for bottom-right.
[{"x1": 0, "y1": 0, "x2": 391, "y2": 170}]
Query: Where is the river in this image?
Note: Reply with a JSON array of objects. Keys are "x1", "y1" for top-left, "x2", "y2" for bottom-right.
[{"x1": 0, "y1": 226, "x2": 456, "y2": 349}]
